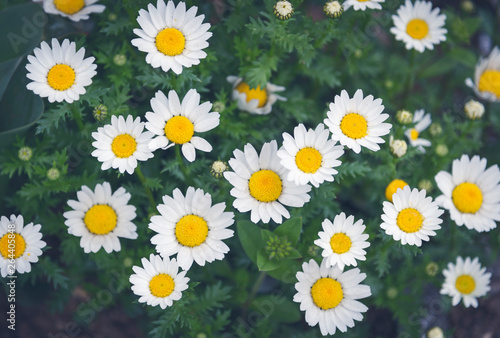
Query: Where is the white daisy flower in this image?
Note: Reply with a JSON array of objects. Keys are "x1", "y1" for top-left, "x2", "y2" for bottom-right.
[
  {"x1": 381, "y1": 185, "x2": 444, "y2": 246},
  {"x1": 149, "y1": 187, "x2": 234, "y2": 271},
  {"x1": 314, "y1": 213, "x2": 370, "y2": 271},
  {"x1": 440, "y1": 256, "x2": 491, "y2": 308},
  {"x1": 404, "y1": 109, "x2": 432, "y2": 153},
  {"x1": 227, "y1": 76, "x2": 286, "y2": 115},
  {"x1": 0, "y1": 215, "x2": 46, "y2": 278},
  {"x1": 91, "y1": 115, "x2": 154, "y2": 175},
  {"x1": 129, "y1": 254, "x2": 189, "y2": 309},
  {"x1": 465, "y1": 46, "x2": 500, "y2": 102},
  {"x1": 131, "y1": 0, "x2": 212, "y2": 74},
  {"x1": 390, "y1": 0, "x2": 447, "y2": 53},
  {"x1": 145, "y1": 89, "x2": 219, "y2": 162},
  {"x1": 25, "y1": 38, "x2": 97, "y2": 103},
  {"x1": 324, "y1": 89, "x2": 391, "y2": 154},
  {"x1": 293, "y1": 259, "x2": 372, "y2": 336},
  {"x1": 434, "y1": 155, "x2": 500, "y2": 232},
  {"x1": 224, "y1": 140, "x2": 311, "y2": 224},
  {"x1": 42, "y1": 0, "x2": 105, "y2": 22},
  {"x1": 343, "y1": 0, "x2": 384, "y2": 11},
  {"x1": 63, "y1": 182, "x2": 138, "y2": 253}
]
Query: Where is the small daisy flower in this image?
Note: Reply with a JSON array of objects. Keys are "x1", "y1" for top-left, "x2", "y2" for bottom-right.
[
  {"x1": 343, "y1": 0, "x2": 384, "y2": 11},
  {"x1": 274, "y1": 1, "x2": 293, "y2": 20},
  {"x1": 390, "y1": 0, "x2": 447, "y2": 53},
  {"x1": 25, "y1": 38, "x2": 97, "y2": 103},
  {"x1": 224, "y1": 140, "x2": 311, "y2": 224},
  {"x1": 404, "y1": 109, "x2": 432, "y2": 153},
  {"x1": 131, "y1": 0, "x2": 212, "y2": 74},
  {"x1": 42, "y1": 0, "x2": 105, "y2": 22},
  {"x1": 434, "y1": 155, "x2": 500, "y2": 232},
  {"x1": 129, "y1": 254, "x2": 189, "y2": 309},
  {"x1": 465, "y1": 47, "x2": 500, "y2": 102},
  {"x1": 381, "y1": 185, "x2": 444, "y2": 246},
  {"x1": 227, "y1": 76, "x2": 286, "y2": 115},
  {"x1": 277, "y1": 123, "x2": 344, "y2": 188},
  {"x1": 464, "y1": 99, "x2": 485, "y2": 120},
  {"x1": 440, "y1": 256, "x2": 491, "y2": 308},
  {"x1": 63, "y1": 182, "x2": 138, "y2": 253},
  {"x1": 324, "y1": 1, "x2": 343, "y2": 18},
  {"x1": 314, "y1": 213, "x2": 370, "y2": 271},
  {"x1": 91, "y1": 115, "x2": 154, "y2": 174},
  {"x1": 324, "y1": 89, "x2": 391, "y2": 154},
  {"x1": 0, "y1": 215, "x2": 46, "y2": 278},
  {"x1": 385, "y1": 179, "x2": 409, "y2": 202},
  {"x1": 293, "y1": 259, "x2": 371, "y2": 336},
  {"x1": 149, "y1": 187, "x2": 234, "y2": 271},
  {"x1": 145, "y1": 89, "x2": 219, "y2": 162}
]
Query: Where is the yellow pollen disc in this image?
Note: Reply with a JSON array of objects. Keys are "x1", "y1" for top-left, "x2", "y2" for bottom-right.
[
  {"x1": 340, "y1": 113, "x2": 368, "y2": 139},
  {"x1": 47, "y1": 64, "x2": 76, "y2": 91},
  {"x1": 295, "y1": 147, "x2": 323, "y2": 174},
  {"x1": 478, "y1": 70, "x2": 500, "y2": 99},
  {"x1": 248, "y1": 170, "x2": 283, "y2": 202},
  {"x1": 175, "y1": 215, "x2": 209, "y2": 247},
  {"x1": 410, "y1": 129, "x2": 419, "y2": 141},
  {"x1": 155, "y1": 28, "x2": 186, "y2": 56},
  {"x1": 111, "y1": 134, "x2": 137, "y2": 158},
  {"x1": 357, "y1": 0, "x2": 370, "y2": 2},
  {"x1": 235, "y1": 82, "x2": 268, "y2": 108},
  {"x1": 406, "y1": 18, "x2": 429, "y2": 40},
  {"x1": 53, "y1": 0, "x2": 85, "y2": 15},
  {"x1": 330, "y1": 233, "x2": 352, "y2": 254},
  {"x1": 164, "y1": 116, "x2": 195, "y2": 144},
  {"x1": 311, "y1": 277, "x2": 343, "y2": 310},
  {"x1": 0, "y1": 233, "x2": 26, "y2": 259},
  {"x1": 149, "y1": 273, "x2": 175, "y2": 298},
  {"x1": 385, "y1": 179, "x2": 408, "y2": 202},
  {"x1": 455, "y1": 274, "x2": 475, "y2": 294},
  {"x1": 396, "y1": 208, "x2": 423, "y2": 233},
  {"x1": 452, "y1": 182, "x2": 483, "y2": 214},
  {"x1": 84, "y1": 205, "x2": 117, "y2": 235}
]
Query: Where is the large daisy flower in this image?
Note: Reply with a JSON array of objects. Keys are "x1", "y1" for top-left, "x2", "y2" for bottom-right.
[
  {"x1": 91, "y1": 115, "x2": 154, "y2": 175},
  {"x1": 440, "y1": 256, "x2": 491, "y2": 308},
  {"x1": 145, "y1": 89, "x2": 219, "y2": 162},
  {"x1": 224, "y1": 140, "x2": 311, "y2": 224},
  {"x1": 25, "y1": 38, "x2": 97, "y2": 103},
  {"x1": 149, "y1": 187, "x2": 234, "y2": 271},
  {"x1": 314, "y1": 213, "x2": 370, "y2": 271},
  {"x1": 404, "y1": 109, "x2": 432, "y2": 153},
  {"x1": 42, "y1": 0, "x2": 105, "y2": 22},
  {"x1": 0, "y1": 215, "x2": 46, "y2": 277},
  {"x1": 380, "y1": 185, "x2": 443, "y2": 246},
  {"x1": 390, "y1": 0, "x2": 447, "y2": 53},
  {"x1": 131, "y1": 0, "x2": 212, "y2": 74},
  {"x1": 343, "y1": 0, "x2": 384, "y2": 11},
  {"x1": 324, "y1": 89, "x2": 391, "y2": 154},
  {"x1": 130, "y1": 254, "x2": 189, "y2": 309},
  {"x1": 293, "y1": 259, "x2": 371, "y2": 336},
  {"x1": 434, "y1": 155, "x2": 500, "y2": 232},
  {"x1": 277, "y1": 123, "x2": 344, "y2": 188},
  {"x1": 465, "y1": 46, "x2": 500, "y2": 102},
  {"x1": 227, "y1": 76, "x2": 286, "y2": 115},
  {"x1": 63, "y1": 182, "x2": 138, "y2": 253}
]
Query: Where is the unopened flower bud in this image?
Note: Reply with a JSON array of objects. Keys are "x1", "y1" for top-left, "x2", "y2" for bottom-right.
[
  {"x1": 429, "y1": 123, "x2": 442, "y2": 137},
  {"x1": 390, "y1": 136, "x2": 407, "y2": 158},
  {"x1": 464, "y1": 99, "x2": 485, "y2": 120},
  {"x1": 113, "y1": 54, "x2": 127, "y2": 66},
  {"x1": 435, "y1": 144, "x2": 448, "y2": 157},
  {"x1": 18, "y1": 147, "x2": 33, "y2": 161},
  {"x1": 274, "y1": 1, "x2": 293, "y2": 20},
  {"x1": 47, "y1": 168, "x2": 60, "y2": 181},
  {"x1": 211, "y1": 161, "x2": 228, "y2": 178},
  {"x1": 418, "y1": 179, "x2": 433, "y2": 193},
  {"x1": 396, "y1": 110, "x2": 413, "y2": 124},
  {"x1": 93, "y1": 104, "x2": 108, "y2": 122},
  {"x1": 425, "y1": 262, "x2": 439, "y2": 277},
  {"x1": 324, "y1": 1, "x2": 343, "y2": 18}
]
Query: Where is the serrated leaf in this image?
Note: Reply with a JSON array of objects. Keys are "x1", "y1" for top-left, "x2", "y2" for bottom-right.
[
  {"x1": 273, "y1": 217, "x2": 302, "y2": 245},
  {"x1": 237, "y1": 220, "x2": 264, "y2": 263}
]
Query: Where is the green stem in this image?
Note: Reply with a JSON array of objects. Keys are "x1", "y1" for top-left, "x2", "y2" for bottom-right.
[
  {"x1": 175, "y1": 145, "x2": 194, "y2": 186},
  {"x1": 136, "y1": 166, "x2": 156, "y2": 210},
  {"x1": 71, "y1": 105, "x2": 84, "y2": 131},
  {"x1": 402, "y1": 50, "x2": 417, "y2": 107},
  {"x1": 242, "y1": 271, "x2": 267, "y2": 314}
]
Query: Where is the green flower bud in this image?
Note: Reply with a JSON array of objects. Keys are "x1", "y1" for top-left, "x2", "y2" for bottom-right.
[
  {"x1": 18, "y1": 147, "x2": 33, "y2": 161},
  {"x1": 47, "y1": 168, "x2": 60, "y2": 181},
  {"x1": 324, "y1": 1, "x2": 343, "y2": 18},
  {"x1": 93, "y1": 104, "x2": 108, "y2": 122}
]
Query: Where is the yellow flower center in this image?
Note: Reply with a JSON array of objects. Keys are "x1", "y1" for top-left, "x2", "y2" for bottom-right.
[
  {"x1": 385, "y1": 179, "x2": 408, "y2": 202},
  {"x1": 396, "y1": 208, "x2": 423, "y2": 233},
  {"x1": 340, "y1": 113, "x2": 368, "y2": 139},
  {"x1": 155, "y1": 28, "x2": 186, "y2": 56},
  {"x1": 410, "y1": 128, "x2": 419, "y2": 141},
  {"x1": 452, "y1": 182, "x2": 483, "y2": 214},
  {"x1": 149, "y1": 273, "x2": 175, "y2": 298},
  {"x1": 0, "y1": 233, "x2": 26, "y2": 259},
  {"x1": 235, "y1": 82, "x2": 268, "y2": 108},
  {"x1": 357, "y1": 0, "x2": 370, "y2": 2},
  {"x1": 406, "y1": 18, "x2": 429, "y2": 40},
  {"x1": 311, "y1": 277, "x2": 343, "y2": 310},
  {"x1": 295, "y1": 147, "x2": 322, "y2": 174},
  {"x1": 248, "y1": 170, "x2": 283, "y2": 202},
  {"x1": 455, "y1": 274, "x2": 475, "y2": 294},
  {"x1": 111, "y1": 134, "x2": 137, "y2": 158},
  {"x1": 53, "y1": 0, "x2": 85, "y2": 15},
  {"x1": 164, "y1": 116, "x2": 195, "y2": 144},
  {"x1": 330, "y1": 233, "x2": 352, "y2": 254},
  {"x1": 47, "y1": 64, "x2": 76, "y2": 91},
  {"x1": 478, "y1": 70, "x2": 500, "y2": 99},
  {"x1": 84, "y1": 205, "x2": 118, "y2": 235},
  {"x1": 175, "y1": 215, "x2": 209, "y2": 247}
]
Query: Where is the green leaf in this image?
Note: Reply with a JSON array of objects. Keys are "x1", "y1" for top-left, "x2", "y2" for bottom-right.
[
  {"x1": 273, "y1": 217, "x2": 302, "y2": 245},
  {"x1": 256, "y1": 248, "x2": 280, "y2": 271},
  {"x1": 0, "y1": 58, "x2": 21, "y2": 100},
  {"x1": 237, "y1": 220, "x2": 264, "y2": 263},
  {"x1": 287, "y1": 248, "x2": 302, "y2": 260},
  {"x1": 250, "y1": 295, "x2": 301, "y2": 323},
  {"x1": 266, "y1": 259, "x2": 301, "y2": 283}
]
